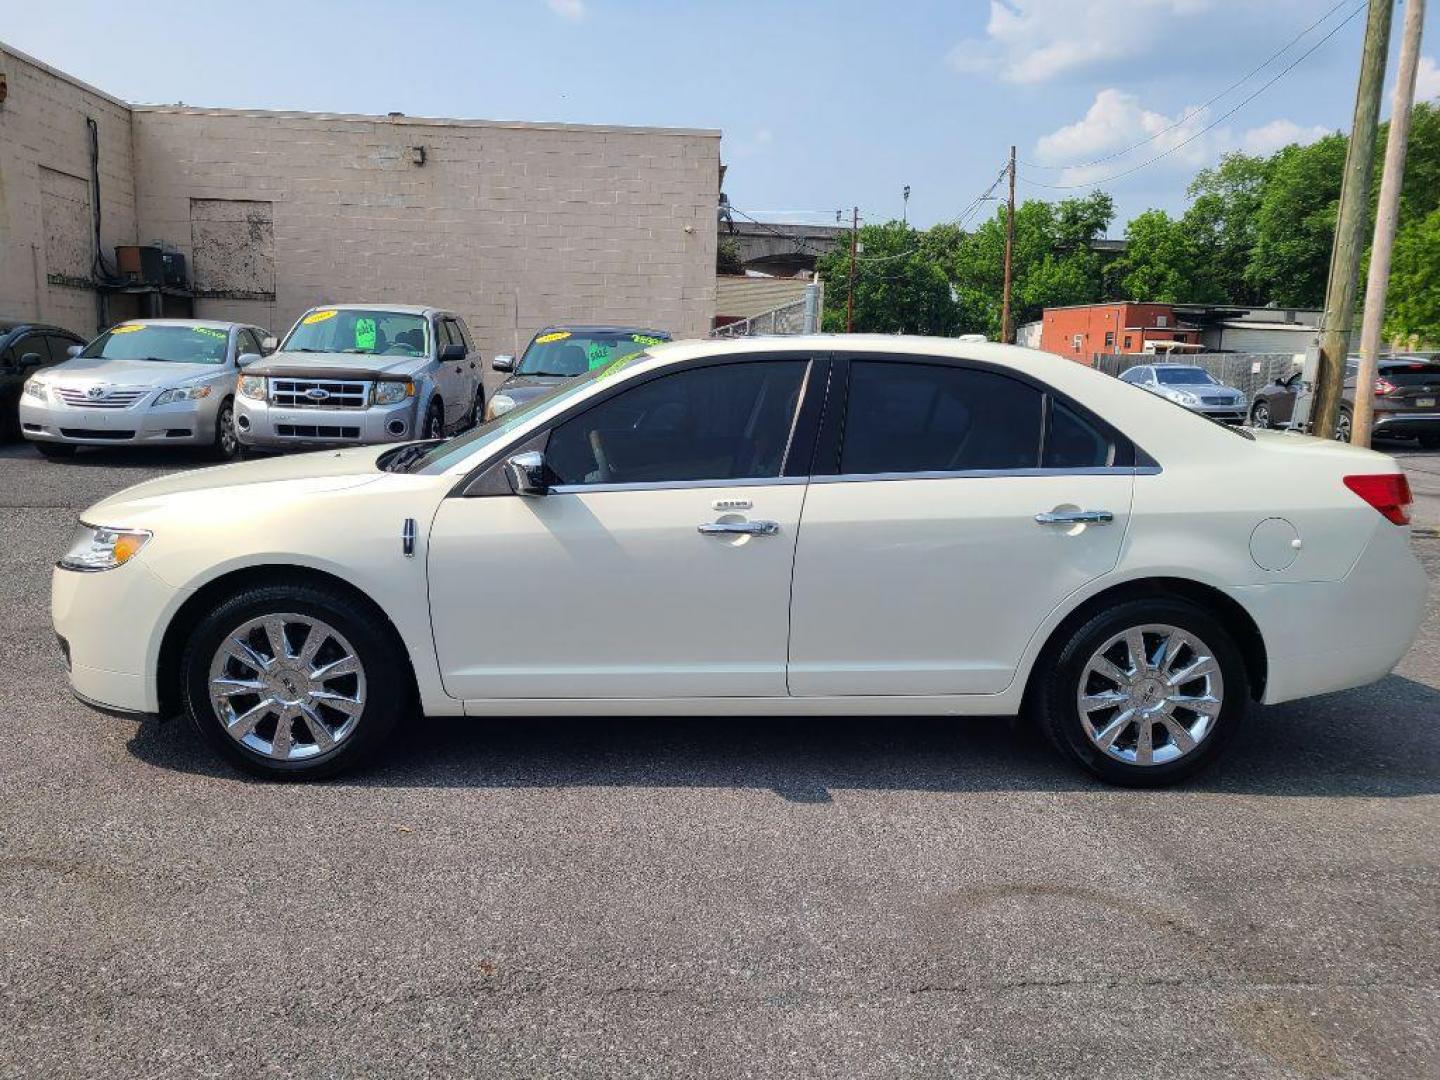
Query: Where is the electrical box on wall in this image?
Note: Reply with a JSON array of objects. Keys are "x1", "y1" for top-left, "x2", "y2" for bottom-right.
[{"x1": 115, "y1": 245, "x2": 165, "y2": 285}]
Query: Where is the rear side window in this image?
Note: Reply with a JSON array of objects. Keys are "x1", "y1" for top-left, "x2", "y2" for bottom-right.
[
  {"x1": 546, "y1": 360, "x2": 809, "y2": 486},
  {"x1": 841, "y1": 361, "x2": 1042, "y2": 474},
  {"x1": 1043, "y1": 399, "x2": 1114, "y2": 468}
]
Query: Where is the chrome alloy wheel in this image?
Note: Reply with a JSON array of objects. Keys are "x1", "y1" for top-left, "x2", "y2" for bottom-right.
[
  {"x1": 1076, "y1": 623, "x2": 1224, "y2": 767},
  {"x1": 207, "y1": 613, "x2": 367, "y2": 761}
]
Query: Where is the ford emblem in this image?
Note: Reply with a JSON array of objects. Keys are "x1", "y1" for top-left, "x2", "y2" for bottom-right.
[
  {"x1": 305, "y1": 387, "x2": 330, "y2": 401},
  {"x1": 86, "y1": 385, "x2": 107, "y2": 400}
]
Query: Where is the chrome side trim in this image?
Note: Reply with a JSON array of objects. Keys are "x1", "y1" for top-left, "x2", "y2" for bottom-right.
[
  {"x1": 810, "y1": 466, "x2": 1160, "y2": 485},
  {"x1": 549, "y1": 475, "x2": 811, "y2": 495}
]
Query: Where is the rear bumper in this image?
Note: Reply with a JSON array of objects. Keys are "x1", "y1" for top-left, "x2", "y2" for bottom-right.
[
  {"x1": 1372, "y1": 412, "x2": 1440, "y2": 437},
  {"x1": 235, "y1": 397, "x2": 419, "y2": 448},
  {"x1": 1226, "y1": 521, "x2": 1428, "y2": 705}
]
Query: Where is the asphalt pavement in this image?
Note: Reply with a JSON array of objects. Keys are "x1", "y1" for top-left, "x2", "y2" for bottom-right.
[{"x1": 1, "y1": 439, "x2": 1438, "y2": 1079}]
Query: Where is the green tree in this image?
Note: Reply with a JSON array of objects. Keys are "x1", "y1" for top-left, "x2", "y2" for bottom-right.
[
  {"x1": 1246, "y1": 134, "x2": 1348, "y2": 306},
  {"x1": 716, "y1": 237, "x2": 744, "y2": 275},
  {"x1": 1112, "y1": 209, "x2": 1216, "y2": 303},
  {"x1": 1385, "y1": 207, "x2": 1440, "y2": 345},
  {"x1": 816, "y1": 221, "x2": 970, "y2": 335},
  {"x1": 1181, "y1": 152, "x2": 1273, "y2": 304}
]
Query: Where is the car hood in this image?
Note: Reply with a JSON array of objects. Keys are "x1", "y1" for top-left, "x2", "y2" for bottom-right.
[
  {"x1": 497, "y1": 373, "x2": 568, "y2": 400},
  {"x1": 84, "y1": 444, "x2": 392, "y2": 523},
  {"x1": 45, "y1": 357, "x2": 225, "y2": 388},
  {"x1": 250, "y1": 351, "x2": 427, "y2": 378}
]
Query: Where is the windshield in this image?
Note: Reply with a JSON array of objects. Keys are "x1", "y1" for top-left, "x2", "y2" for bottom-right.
[
  {"x1": 81, "y1": 323, "x2": 230, "y2": 364},
  {"x1": 282, "y1": 309, "x2": 429, "y2": 357},
  {"x1": 1155, "y1": 367, "x2": 1215, "y2": 386},
  {"x1": 403, "y1": 351, "x2": 653, "y2": 474},
  {"x1": 515, "y1": 330, "x2": 667, "y2": 377}
]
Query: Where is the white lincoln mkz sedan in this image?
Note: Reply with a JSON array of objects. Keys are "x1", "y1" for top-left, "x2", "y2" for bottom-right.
[{"x1": 52, "y1": 337, "x2": 1427, "y2": 785}]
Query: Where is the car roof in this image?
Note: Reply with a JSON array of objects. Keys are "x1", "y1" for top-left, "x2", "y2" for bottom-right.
[
  {"x1": 535, "y1": 325, "x2": 671, "y2": 338},
  {"x1": 111, "y1": 318, "x2": 246, "y2": 330},
  {"x1": 306, "y1": 303, "x2": 440, "y2": 317},
  {"x1": 0, "y1": 320, "x2": 82, "y2": 336}
]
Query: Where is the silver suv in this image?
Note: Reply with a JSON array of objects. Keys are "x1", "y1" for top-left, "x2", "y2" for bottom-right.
[{"x1": 235, "y1": 305, "x2": 482, "y2": 451}]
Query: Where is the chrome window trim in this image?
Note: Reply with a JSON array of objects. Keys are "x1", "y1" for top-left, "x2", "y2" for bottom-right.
[
  {"x1": 549, "y1": 475, "x2": 811, "y2": 495},
  {"x1": 810, "y1": 465, "x2": 1161, "y2": 485}
]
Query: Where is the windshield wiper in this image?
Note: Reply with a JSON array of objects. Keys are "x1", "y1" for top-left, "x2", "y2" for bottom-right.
[
  {"x1": 521, "y1": 368, "x2": 574, "y2": 377},
  {"x1": 381, "y1": 440, "x2": 444, "y2": 473}
]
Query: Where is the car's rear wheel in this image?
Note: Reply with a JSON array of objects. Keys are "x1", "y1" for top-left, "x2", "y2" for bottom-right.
[
  {"x1": 1249, "y1": 401, "x2": 1271, "y2": 429},
  {"x1": 1035, "y1": 598, "x2": 1248, "y2": 786},
  {"x1": 181, "y1": 582, "x2": 408, "y2": 779},
  {"x1": 34, "y1": 441, "x2": 78, "y2": 459}
]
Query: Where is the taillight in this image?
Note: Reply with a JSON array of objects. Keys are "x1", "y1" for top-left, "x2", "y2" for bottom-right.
[
  {"x1": 1374, "y1": 377, "x2": 1398, "y2": 395},
  {"x1": 1343, "y1": 473, "x2": 1412, "y2": 525}
]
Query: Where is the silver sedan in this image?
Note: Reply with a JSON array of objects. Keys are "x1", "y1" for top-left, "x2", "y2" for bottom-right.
[{"x1": 19, "y1": 319, "x2": 269, "y2": 460}]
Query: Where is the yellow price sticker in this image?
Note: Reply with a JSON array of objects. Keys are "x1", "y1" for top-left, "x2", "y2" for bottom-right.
[
  {"x1": 193, "y1": 327, "x2": 228, "y2": 340},
  {"x1": 535, "y1": 331, "x2": 572, "y2": 344},
  {"x1": 111, "y1": 324, "x2": 144, "y2": 334},
  {"x1": 630, "y1": 334, "x2": 665, "y2": 347},
  {"x1": 302, "y1": 309, "x2": 338, "y2": 325}
]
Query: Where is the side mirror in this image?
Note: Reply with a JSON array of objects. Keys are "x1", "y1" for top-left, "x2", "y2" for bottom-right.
[
  {"x1": 505, "y1": 451, "x2": 549, "y2": 497},
  {"x1": 19, "y1": 352, "x2": 46, "y2": 370},
  {"x1": 261, "y1": 336, "x2": 278, "y2": 354},
  {"x1": 492, "y1": 354, "x2": 515, "y2": 372},
  {"x1": 67, "y1": 344, "x2": 84, "y2": 358},
  {"x1": 237, "y1": 352, "x2": 261, "y2": 368},
  {"x1": 440, "y1": 343, "x2": 467, "y2": 362}
]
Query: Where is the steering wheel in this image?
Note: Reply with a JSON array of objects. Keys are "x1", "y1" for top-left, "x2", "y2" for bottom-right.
[{"x1": 588, "y1": 429, "x2": 617, "y2": 483}]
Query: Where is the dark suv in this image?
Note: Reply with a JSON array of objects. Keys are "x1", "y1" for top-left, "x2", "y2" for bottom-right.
[
  {"x1": 1248, "y1": 356, "x2": 1440, "y2": 445},
  {"x1": 1, "y1": 321, "x2": 86, "y2": 440},
  {"x1": 486, "y1": 325, "x2": 671, "y2": 420}
]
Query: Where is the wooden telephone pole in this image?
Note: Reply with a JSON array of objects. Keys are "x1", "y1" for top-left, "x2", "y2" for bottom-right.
[
  {"x1": 1312, "y1": 0, "x2": 1393, "y2": 439},
  {"x1": 1354, "y1": 0, "x2": 1426, "y2": 447},
  {"x1": 846, "y1": 206, "x2": 858, "y2": 333},
  {"x1": 1001, "y1": 145, "x2": 1016, "y2": 344}
]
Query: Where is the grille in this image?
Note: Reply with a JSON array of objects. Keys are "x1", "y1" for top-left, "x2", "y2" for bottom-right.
[
  {"x1": 1201, "y1": 395, "x2": 1233, "y2": 406},
  {"x1": 276, "y1": 424, "x2": 361, "y2": 440},
  {"x1": 270, "y1": 378, "x2": 369, "y2": 409},
  {"x1": 54, "y1": 387, "x2": 148, "y2": 409},
  {"x1": 59, "y1": 428, "x2": 134, "y2": 440}
]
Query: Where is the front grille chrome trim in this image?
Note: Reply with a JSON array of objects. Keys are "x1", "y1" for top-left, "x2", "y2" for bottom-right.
[{"x1": 270, "y1": 378, "x2": 371, "y2": 410}]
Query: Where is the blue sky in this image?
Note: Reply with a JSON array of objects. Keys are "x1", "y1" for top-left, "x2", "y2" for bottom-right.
[{"x1": 7, "y1": 1, "x2": 1440, "y2": 233}]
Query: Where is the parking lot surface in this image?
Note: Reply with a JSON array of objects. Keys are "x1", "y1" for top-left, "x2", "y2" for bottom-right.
[{"x1": 2, "y1": 440, "x2": 1438, "y2": 1079}]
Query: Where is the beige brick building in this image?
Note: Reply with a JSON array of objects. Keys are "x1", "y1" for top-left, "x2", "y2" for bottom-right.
[{"x1": 0, "y1": 42, "x2": 720, "y2": 361}]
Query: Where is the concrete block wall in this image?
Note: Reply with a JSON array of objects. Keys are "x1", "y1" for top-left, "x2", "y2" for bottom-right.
[
  {"x1": 131, "y1": 107, "x2": 720, "y2": 362},
  {"x1": 0, "y1": 43, "x2": 138, "y2": 336}
]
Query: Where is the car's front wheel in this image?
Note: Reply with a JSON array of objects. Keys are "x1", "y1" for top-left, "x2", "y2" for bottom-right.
[
  {"x1": 1034, "y1": 598, "x2": 1248, "y2": 786},
  {"x1": 1249, "y1": 400, "x2": 1271, "y2": 429},
  {"x1": 209, "y1": 397, "x2": 239, "y2": 461},
  {"x1": 1335, "y1": 407, "x2": 1353, "y2": 443},
  {"x1": 181, "y1": 582, "x2": 408, "y2": 779},
  {"x1": 423, "y1": 400, "x2": 444, "y2": 440}
]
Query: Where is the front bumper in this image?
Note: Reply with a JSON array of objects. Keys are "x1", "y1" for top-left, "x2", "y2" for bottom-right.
[
  {"x1": 20, "y1": 394, "x2": 217, "y2": 447},
  {"x1": 235, "y1": 396, "x2": 419, "y2": 449},
  {"x1": 52, "y1": 558, "x2": 184, "y2": 715},
  {"x1": 1187, "y1": 402, "x2": 1247, "y2": 424}
]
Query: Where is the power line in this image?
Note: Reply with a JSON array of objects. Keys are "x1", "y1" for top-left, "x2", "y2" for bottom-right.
[
  {"x1": 1020, "y1": 0, "x2": 1358, "y2": 173},
  {"x1": 1017, "y1": 0, "x2": 1365, "y2": 192}
]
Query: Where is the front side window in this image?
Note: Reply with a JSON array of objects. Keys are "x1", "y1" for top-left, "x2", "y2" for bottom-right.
[
  {"x1": 81, "y1": 323, "x2": 231, "y2": 364},
  {"x1": 841, "y1": 361, "x2": 1042, "y2": 475},
  {"x1": 546, "y1": 360, "x2": 808, "y2": 486},
  {"x1": 281, "y1": 309, "x2": 429, "y2": 357},
  {"x1": 517, "y1": 330, "x2": 669, "y2": 377}
]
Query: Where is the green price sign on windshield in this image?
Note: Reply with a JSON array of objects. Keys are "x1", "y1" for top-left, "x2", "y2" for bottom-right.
[{"x1": 355, "y1": 318, "x2": 377, "y2": 352}]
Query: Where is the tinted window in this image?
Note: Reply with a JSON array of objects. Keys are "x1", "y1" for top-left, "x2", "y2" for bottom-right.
[
  {"x1": 841, "y1": 361, "x2": 1041, "y2": 475},
  {"x1": 236, "y1": 329, "x2": 260, "y2": 357},
  {"x1": 1043, "y1": 399, "x2": 1114, "y2": 468},
  {"x1": 453, "y1": 318, "x2": 476, "y2": 350},
  {"x1": 546, "y1": 360, "x2": 808, "y2": 485},
  {"x1": 44, "y1": 335, "x2": 80, "y2": 362},
  {"x1": 14, "y1": 334, "x2": 48, "y2": 363},
  {"x1": 1154, "y1": 367, "x2": 1214, "y2": 385}
]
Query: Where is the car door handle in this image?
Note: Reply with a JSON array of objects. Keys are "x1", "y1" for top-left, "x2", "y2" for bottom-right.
[
  {"x1": 1035, "y1": 509, "x2": 1114, "y2": 526},
  {"x1": 698, "y1": 520, "x2": 780, "y2": 536}
]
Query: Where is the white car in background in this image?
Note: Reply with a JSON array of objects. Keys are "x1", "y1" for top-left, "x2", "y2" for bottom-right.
[
  {"x1": 20, "y1": 319, "x2": 269, "y2": 459},
  {"x1": 52, "y1": 336, "x2": 1426, "y2": 785},
  {"x1": 1119, "y1": 363, "x2": 1248, "y2": 425}
]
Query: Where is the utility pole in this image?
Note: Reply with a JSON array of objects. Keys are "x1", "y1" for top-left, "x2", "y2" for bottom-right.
[
  {"x1": 1001, "y1": 145, "x2": 1016, "y2": 344},
  {"x1": 1355, "y1": 0, "x2": 1425, "y2": 447},
  {"x1": 1312, "y1": 0, "x2": 1393, "y2": 439},
  {"x1": 846, "y1": 206, "x2": 859, "y2": 333}
]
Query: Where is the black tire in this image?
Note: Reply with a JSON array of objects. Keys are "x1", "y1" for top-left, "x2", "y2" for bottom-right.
[
  {"x1": 1249, "y1": 401, "x2": 1271, "y2": 429},
  {"x1": 1033, "y1": 598, "x2": 1249, "y2": 787},
  {"x1": 208, "y1": 397, "x2": 240, "y2": 461},
  {"x1": 1334, "y1": 407, "x2": 1353, "y2": 443},
  {"x1": 423, "y1": 400, "x2": 444, "y2": 440},
  {"x1": 468, "y1": 388, "x2": 485, "y2": 430},
  {"x1": 181, "y1": 581, "x2": 409, "y2": 780},
  {"x1": 34, "y1": 441, "x2": 78, "y2": 459}
]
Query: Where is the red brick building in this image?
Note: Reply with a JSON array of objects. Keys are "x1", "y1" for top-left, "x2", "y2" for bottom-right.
[{"x1": 1038, "y1": 303, "x2": 1201, "y2": 364}]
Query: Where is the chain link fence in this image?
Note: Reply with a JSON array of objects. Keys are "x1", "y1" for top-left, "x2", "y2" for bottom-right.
[{"x1": 1092, "y1": 352, "x2": 1302, "y2": 401}]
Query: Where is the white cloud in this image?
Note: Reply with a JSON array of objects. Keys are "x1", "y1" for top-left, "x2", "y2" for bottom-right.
[
  {"x1": 1033, "y1": 88, "x2": 1332, "y2": 186},
  {"x1": 948, "y1": 0, "x2": 1216, "y2": 84},
  {"x1": 545, "y1": 0, "x2": 585, "y2": 20},
  {"x1": 1417, "y1": 57, "x2": 1440, "y2": 102}
]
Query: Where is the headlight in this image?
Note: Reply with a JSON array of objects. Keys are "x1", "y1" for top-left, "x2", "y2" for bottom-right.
[
  {"x1": 1167, "y1": 390, "x2": 1197, "y2": 404},
  {"x1": 237, "y1": 375, "x2": 267, "y2": 401},
  {"x1": 373, "y1": 381, "x2": 415, "y2": 405},
  {"x1": 154, "y1": 385, "x2": 213, "y2": 405},
  {"x1": 58, "y1": 524, "x2": 152, "y2": 572},
  {"x1": 488, "y1": 393, "x2": 518, "y2": 418},
  {"x1": 22, "y1": 378, "x2": 50, "y2": 401}
]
